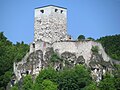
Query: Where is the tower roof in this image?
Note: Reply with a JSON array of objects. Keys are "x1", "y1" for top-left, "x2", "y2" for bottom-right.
[{"x1": 35, "y1": 5, "x2": 67, "y2": 9}]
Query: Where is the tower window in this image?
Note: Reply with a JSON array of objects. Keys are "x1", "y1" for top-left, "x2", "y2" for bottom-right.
[
  {"x1": 26, "y1": 71, "x2": 29, "y2": 75},
  {"x1": 33, "y1": 43, "x2": 35, "y2": 48},
  {"x1": 55, "y1": 9, "x2": 58, "y2": 12},
  {"x1": 40, "y1": 10, "x2": 44, "y2": 13},
  {"x1": 61, "y1": 10, "x2": 63, "y2": 13}
]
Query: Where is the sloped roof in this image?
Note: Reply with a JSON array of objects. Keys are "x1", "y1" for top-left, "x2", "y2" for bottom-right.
[{"x1": 35, "y1": 5, "x2": 67, "y2": 9}]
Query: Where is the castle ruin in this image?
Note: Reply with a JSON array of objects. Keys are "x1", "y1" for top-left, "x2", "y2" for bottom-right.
[{"x1": 13, "y1": 5, "x2": 113, "y2": 84}]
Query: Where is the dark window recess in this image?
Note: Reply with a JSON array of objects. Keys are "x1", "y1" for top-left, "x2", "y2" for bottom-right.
[
  {"x1": 55, "y1": 9, "x2": 58, "y2": 12},
  {"x1": 71, "y1": 61, "x2": 74, "y2": 63},
  {"x1": 40, "y1": 10, "x2": 44, "y2": 13},
  {"x1": 11, "y1": 80, "x2": 15, "y2": 86},
  {"x1": 37, "y1": 39, "x2": 39, "y2": 41},
  {"x1": 33, "y1": 43, "x2": 35, "y2": 48},
  {"x1": 97, "y1": 69, "x2": 99, "y2": 71},
  {"x1": 26, "y1": 71, "x2": 29, "y2": 75},
  {"x1": 61, "y1": 10, "x2": 63, "y2": 13}
]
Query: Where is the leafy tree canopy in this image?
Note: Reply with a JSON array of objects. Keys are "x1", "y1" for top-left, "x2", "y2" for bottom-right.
[
  {"x1": 97, "y1": 34, "x2": 120, "y2": 60},
  {"x1": 87, "y1": 37, "x2": 95, "y2": 41},
  {"x1": 0, "y1": 32, "x2": 29, "y2": 90},
  {"x1": 77, "y1": 35, "x2": 85, "y2": 41},
  {"x1": 22, "y1": 75, "x2": 33, "y2": 90}
]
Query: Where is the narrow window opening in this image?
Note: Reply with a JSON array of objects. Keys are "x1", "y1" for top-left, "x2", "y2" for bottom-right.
[
  {"x1": 26, "y1": 71, "x2": 29, "y2": 75},
  {"x1": 40, "y1": 10, "x2": 44, "y2": 13},
  {"x1": 61, "y1": 10, "x2": 63, "y2": 13},
  {"x1": 55, "y1": 9, "x2": 58, "y2": 12},
  {"x1": 37, "y1": 39, "x2": 39, "y2": 41},
  {"x1": 33, "y1": 43, "x2": 35, "y2": 48}
]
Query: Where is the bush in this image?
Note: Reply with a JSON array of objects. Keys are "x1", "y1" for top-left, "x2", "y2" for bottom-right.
[
  {"x1": 11, "y1": 86, "x2": 18, "y2": 90},
  {"x1": 22, "y1": 75, "x2": 33, "y2": 90},
  {"x1": 77, "y1": 35, "x2": 85, "y2": 41},
  {"x1": 91, "y1": 46, "x2": 99, "y2": 53}
]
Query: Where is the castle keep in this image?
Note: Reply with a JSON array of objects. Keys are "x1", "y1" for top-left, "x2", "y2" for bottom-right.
[
  {"x1": 34, "y1": 5, "x2": 70, "y2": 43},
  {"x1": 13, "y1": 5, "x2": 113, "y2": 84}
]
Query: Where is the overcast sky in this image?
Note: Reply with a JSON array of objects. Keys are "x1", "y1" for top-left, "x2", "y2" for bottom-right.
[{"x1": 0, "y1": 0, "x2": 120, "y2": 44}]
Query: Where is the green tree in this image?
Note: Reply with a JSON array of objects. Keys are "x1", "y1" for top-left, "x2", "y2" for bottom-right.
[
  {"x1": 33, "y1": 83, "x2": 42, "y2": 90},
  {"x1": 97, "y1": 34, "x2": 120, "y2": 60},
  {"x1": 113, "y1": 64, "x2": 120, "y2": 90},
  {"x1": 87, "y1": 37, "x2": 95, "y2": 41},
  {"x1": 14, "y1": 42, "x2": 29, "y2": 62},
  {"x1": 0, "y1": 32, "x2": 29, "y2": 90},
  {"x1": 77, "y1": 35, "x2": 85, "y2": 41},
  {"x1": 99, "y1": 74, "x2": 116, "y2": 90},
  {"x1": 58, "y1": 65, "x2": 91, "y2": 90},
  {"x1": 84, "y1": 83, "x2": 99, "y2": 90},
  {"x1": 35, "y1": 67, "x2": 58, "y2": 85},
  {"x1": 11, "y1": 86, "x2": 18, "y2": 90},
  {"x1": 22, "y1": 75, "x2": 33, "y2": 90},
  {"x1": 42, "y1": 80, "x2": 57, "y2": 90}
]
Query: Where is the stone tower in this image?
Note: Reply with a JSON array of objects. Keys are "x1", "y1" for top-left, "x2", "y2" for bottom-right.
[{"x1": 34, "y1": 5, "x2": 69, "y2": 43}]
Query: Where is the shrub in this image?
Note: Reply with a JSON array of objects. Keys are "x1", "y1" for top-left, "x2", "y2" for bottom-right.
[{"x1": 91, "y1": 46, "x2": 99, "y2": 53}]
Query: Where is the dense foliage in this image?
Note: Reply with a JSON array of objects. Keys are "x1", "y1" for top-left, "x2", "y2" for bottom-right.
[
  {"x1": 0, "y1": 32, "x2": 29, "y2": 90},
  {"x1": 97, "y1": 34, "x2": 120, "y2": 60},
  {"x1": 12, "y1": 65, "x2": 92, "y2": 90},
  {"x1": 22, "y1": 75, "x2": 33, "y2": 90},
  {"x1": 99, "y1": 74, "x2": 116, "y2": 90},
  {"x1": 11, "y1": 64, "x2": 120, "y2": 90},
  {"x1": 57, "y1": 65, "x2": 91, "y2": 90}
]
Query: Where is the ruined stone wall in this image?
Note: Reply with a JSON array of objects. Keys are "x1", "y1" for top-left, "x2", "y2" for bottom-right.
[
  {"x1": 15, "y1": 40, "x2": 52, "y2": 81},
  {"x1": 30, "y1": 41, "x2": 52, "y2": 53},
  {"x1": 34, "y1": 6, "x2": 68, "y2": 43},
  {"x1": 52, "y1": 41, "x2": 111, "y2": 65},
  {"x1": 14, "y1": 52, "x2": 30, "y2": 81},
  {"x1": 14, "y1": 50, "x2": 43, "y2": 81},
  {"x1": 29, "y1": 40, "x2": 111, "y2": 64}
]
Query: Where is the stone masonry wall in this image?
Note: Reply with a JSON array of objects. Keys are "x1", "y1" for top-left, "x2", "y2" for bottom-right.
[
  {"x1": 34, "y1": 6, "x2": 69, "y2": 43},
  {"x1": 52, "y1": 41, "x2": 110, "y2": 65}
]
